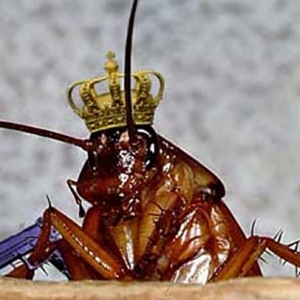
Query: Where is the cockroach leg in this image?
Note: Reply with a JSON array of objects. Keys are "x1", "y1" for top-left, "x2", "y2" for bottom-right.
[
  {"x1": 7, "y1": 207, "x2": 128, "y2": 280},
  {"x1": 6, "y1": 208, "x2": 57, "y2": 279},
  {"x1": 6, "y1": 263, "x2": 34, "y2": 279},
  {"x1": 49, "y1": 207, "x2": 127, "y2": 279},
  {"x1": 55, "y1": 240, "x2": 100, "y2": 280},
  {"x1": 67, "y1": 179, "x2": 85, "y2": 217},
  {"x1": 211, "y1": 236, "x2": 300, "y2": 281},
  {"x1": 217, "y1": 201, "x2": 262, "y2": 276}
]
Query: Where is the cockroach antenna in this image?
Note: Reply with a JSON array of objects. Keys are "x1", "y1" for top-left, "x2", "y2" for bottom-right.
[{"x1": 124, "y1": 0, "x2": 139, "y2": 142}]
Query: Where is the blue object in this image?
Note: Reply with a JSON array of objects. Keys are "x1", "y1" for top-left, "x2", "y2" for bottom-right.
[{"x1": 0, "y1": 218, "x2": 70, "y2": 278}]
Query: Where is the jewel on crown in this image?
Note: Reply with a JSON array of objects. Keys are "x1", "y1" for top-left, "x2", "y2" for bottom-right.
[{"x1": 67, "y1": 51, "x2": 165, "y2": 133}]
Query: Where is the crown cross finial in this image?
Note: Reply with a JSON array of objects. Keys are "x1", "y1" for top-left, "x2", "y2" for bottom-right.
[
  {"x1": 67, "y1": 52, "x2": 165, "y2": 132},
  {"x1": 104, "y1": 51, "x2": 119, "y2": 74}
]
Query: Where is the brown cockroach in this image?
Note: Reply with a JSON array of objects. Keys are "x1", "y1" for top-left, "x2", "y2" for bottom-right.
[{"x1": 0, "y1": 0, "x2": 300, "y2": 282}]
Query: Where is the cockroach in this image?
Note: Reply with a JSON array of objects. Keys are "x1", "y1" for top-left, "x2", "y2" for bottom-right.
[{"x1": 0, "y1": 0, "x2": 300, "y2": 282}]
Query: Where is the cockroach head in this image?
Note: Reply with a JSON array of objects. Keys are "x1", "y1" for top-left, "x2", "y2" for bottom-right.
[{"x1": 67, "y1": 52, "x2": 164, "y2": 133}]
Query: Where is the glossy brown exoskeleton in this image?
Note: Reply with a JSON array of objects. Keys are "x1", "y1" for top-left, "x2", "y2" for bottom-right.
[{"x1": 1, "y1": 0, "x2": 300, "y2": 283}]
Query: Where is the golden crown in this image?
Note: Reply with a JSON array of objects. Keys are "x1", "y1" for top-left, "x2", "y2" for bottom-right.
[{"x1": 67, "y1": 51, "x2": 165, "y2": 132}]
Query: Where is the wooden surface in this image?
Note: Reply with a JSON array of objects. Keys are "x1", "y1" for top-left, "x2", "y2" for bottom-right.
[{"x1": 0, "y1": 277, "x2": 299, "y2": 300}]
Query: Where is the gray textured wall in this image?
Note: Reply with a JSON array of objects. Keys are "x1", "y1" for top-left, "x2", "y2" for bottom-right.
[{"x1": 0, "y1": 0, "x2": 299, "y2": 279}]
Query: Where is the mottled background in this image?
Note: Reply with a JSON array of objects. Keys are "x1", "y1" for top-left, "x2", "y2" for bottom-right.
[{"x1": 0, "y1": 0, "x2": 299, "y2": 280}]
